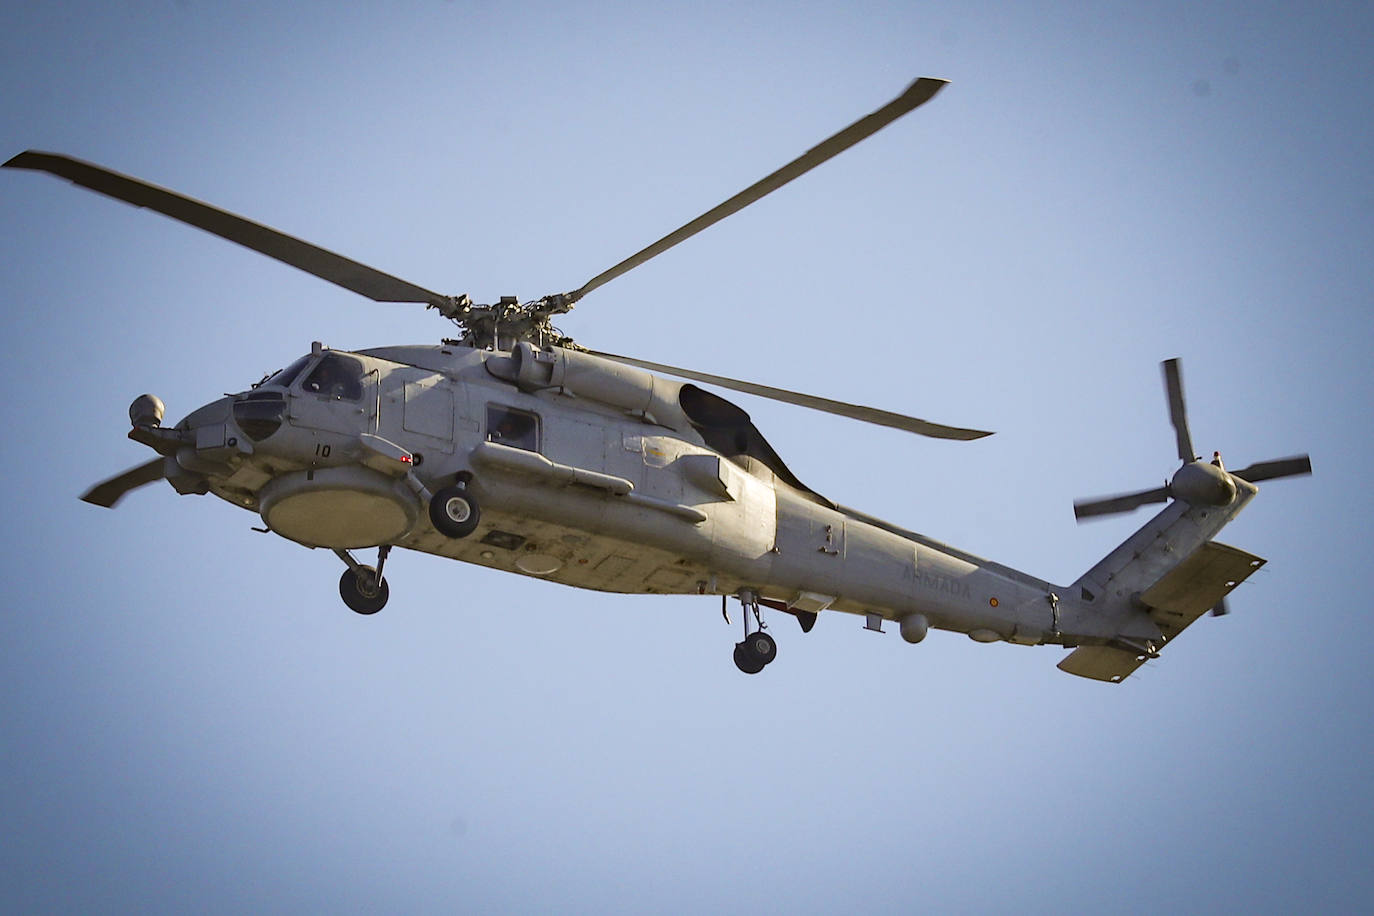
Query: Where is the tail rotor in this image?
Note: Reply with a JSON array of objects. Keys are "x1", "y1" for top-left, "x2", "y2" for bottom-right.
[{"x1": 1073, "y1": 358, "x2": 1312, "y2": 522}]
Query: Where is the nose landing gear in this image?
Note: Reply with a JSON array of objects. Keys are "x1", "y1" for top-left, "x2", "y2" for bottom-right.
[{"x1": 732, "y1": 588, "x2": 777, "y2": 674}]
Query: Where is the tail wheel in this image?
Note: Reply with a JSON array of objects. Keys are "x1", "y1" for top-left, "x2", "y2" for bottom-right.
[
  {"x1": 733, "y1": 642, "x2": 766, "y2": 675},
  {"x1": 746, "y1": 631, "x2": 777, "y2": 664},
  {"x1": 430, "y1": 485, "x2": 480, "y2": 538},
  {"x1": 340, "y1": 565, "x2": 388, "y2": 615},
  {"x1": 733, "y1": 631, "x2": 777, "y2": 674}
]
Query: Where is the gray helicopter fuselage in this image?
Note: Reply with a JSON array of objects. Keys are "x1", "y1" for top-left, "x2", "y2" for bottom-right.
[
  {"x1": 13, "y1": 78, "x2": 1305, "y2": 682},
  {"x1": 170, "y1": 343, "x2": 1071, "y2": 645}
]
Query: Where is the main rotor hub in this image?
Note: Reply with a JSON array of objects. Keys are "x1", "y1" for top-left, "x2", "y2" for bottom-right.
[{"x1": 433, "y1": 293, "x2": 578, "y2": 351}]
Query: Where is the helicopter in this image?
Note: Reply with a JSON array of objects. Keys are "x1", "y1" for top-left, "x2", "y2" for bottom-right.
[{"x1": 7, "y1": 77, "x2": 1312, "y2": 680}]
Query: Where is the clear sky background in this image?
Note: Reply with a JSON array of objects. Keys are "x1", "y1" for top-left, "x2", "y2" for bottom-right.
[{"x1": 2, "y1": 2, "x2": 1370, "y2": 913}]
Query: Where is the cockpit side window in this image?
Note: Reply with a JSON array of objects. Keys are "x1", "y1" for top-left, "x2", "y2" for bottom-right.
[
  {"x1": 302, "y1": 354, "x2": 365, "y2": 401},
  {"x1": 486, "y1": 405, "x2": 539, "y2": 451}
]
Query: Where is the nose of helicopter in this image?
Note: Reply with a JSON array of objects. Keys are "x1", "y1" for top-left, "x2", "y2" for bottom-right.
[
  {"x1": 229, "y1": 389, "x2": 288, "y2": 442},
  {"x1": 120, "y1": 392, "x2": 248, "y2": 495},
  {"x1": 166, "y1": 395, "x2": 240, "y2": 471},
  {"x1": 175, "y1": 389, "x2": 288, "y2": 446},
  {"x1": 177, "y1": 394, "x2": 234, "y2": 433},
  {"x1": 126, "y1": 392, "x2": 235, "y2": 456}
]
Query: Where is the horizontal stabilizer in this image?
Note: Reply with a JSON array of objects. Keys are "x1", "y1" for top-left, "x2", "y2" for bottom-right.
[
  {"x1": 1140, "y1": 540, "x2": 1265, "y2": 639},
  {"x1": 1060, "y1": 541, "x2": 1266, "y2": 684},
  {"x1": 1057, "y1": 646, "x2": 1149, "y2": 683}
]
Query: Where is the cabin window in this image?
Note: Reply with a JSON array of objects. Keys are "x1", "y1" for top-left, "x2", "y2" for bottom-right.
[
  {"x1": 302, "y1": 354, "x2": 365, "y2": 401},
  {"x1": 486, "y1": 405, "x2": 539, "y2": 451}
]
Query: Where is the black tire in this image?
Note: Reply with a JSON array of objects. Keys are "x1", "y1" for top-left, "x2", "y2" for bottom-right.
[
  {"x1": 339, "y1": 565, "x2": 389, "y2": 615},
  {"x1": 744, "y1": 631, "x2": 777, "y2": 666},
  {"x1": 733, "y1": 641, "x2": 766, "y2": 675},
  {"x1": 430, "y1": 485, "x2": 480, "y2": 538}
]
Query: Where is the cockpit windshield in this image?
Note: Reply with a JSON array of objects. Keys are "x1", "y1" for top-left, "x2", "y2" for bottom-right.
[
  {"x1": 262, "y1": 355, "x2": 313, "y2": 389},
  {"x1": 302, "y1": 353, "x2": 365, "y2": 401}
]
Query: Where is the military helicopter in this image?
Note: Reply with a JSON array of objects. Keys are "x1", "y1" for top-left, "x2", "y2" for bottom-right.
[{"x1": 7, "y1": 78, "x2": 1312, "y2": 680}]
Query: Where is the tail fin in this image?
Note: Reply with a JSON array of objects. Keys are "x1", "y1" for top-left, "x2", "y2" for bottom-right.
[
  {"x1": 1054, "y1": 358, "x2": 1309, "y2": 683},
  {"x1": 1057, "y1": 478, "x2": 1264, "y2": 683}
]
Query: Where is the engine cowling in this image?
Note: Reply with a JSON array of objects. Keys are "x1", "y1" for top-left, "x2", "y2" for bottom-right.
[{"x1": 493, "y1": 343, "x2": 689, "y2": 429}]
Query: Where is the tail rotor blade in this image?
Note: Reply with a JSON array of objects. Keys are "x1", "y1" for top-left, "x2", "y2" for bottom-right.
[
  {"x1": 1162, "y1": 358, "x2": 1195, "y2": 462},
  {"x1": 1078, "y1": 362, "x2": 1312, "y2": 526},
  {"x1": 1231, "y1": 454, "x2": 1312, "y2": 483},
  {"x1": 1073, "y1": 485, "x2": 1171, "y2": 521},
  {"x1": 81, "y1": 458, "x2": 165, "y2": 508}
]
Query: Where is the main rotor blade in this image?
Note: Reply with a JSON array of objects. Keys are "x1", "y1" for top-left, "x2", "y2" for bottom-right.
[
  {"x1": 1162, "y1": 358, "x2": 1195, "y2": 463},
  {"x1": 81, "y1": 458, "x2": 166, "y2": 508},
  {"x1": 1231, "y1": 454, "x2": 1312, "y2": 483},
  {"x1": 5, "y1": 151, "x2": 449, "y2": 307},
  {"x1": 1073, "y1": 485, "x2": 1171, "y2": 521},
  {"x1": 561, "y1": 77, "x2": 949, "y2": 305},
  {"x1": 589, "y1": 349, "x2": 991, "y2": 440}
]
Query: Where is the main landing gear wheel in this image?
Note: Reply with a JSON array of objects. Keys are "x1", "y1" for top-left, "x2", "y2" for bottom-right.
[
  {"x1": 733, "y1": 630, "x2": 777, "y2": 675},
  {"x1": 430, "y1": 484, "x2": 480, "y2": 538},
  {"x1": 339, "y1": 564, "x2": 389, "y2": 615}
]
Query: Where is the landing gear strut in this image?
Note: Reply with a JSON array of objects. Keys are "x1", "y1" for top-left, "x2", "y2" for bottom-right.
[
  {"x1": 732, "y1": 588, "x2": 777, "y2": 674},
  {"x1": 335, "y1": 545, "x2": 391, "y2": 615}
]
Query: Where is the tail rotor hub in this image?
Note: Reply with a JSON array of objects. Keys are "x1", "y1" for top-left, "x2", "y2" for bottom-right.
[{"x1": 1170, "y1": 459, "x2": 1238, "y2": 509}]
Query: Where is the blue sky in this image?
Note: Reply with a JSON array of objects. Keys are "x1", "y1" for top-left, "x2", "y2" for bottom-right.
[{"x1": 2, "y1": 2, "x2": 1371, "y2": 912}]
